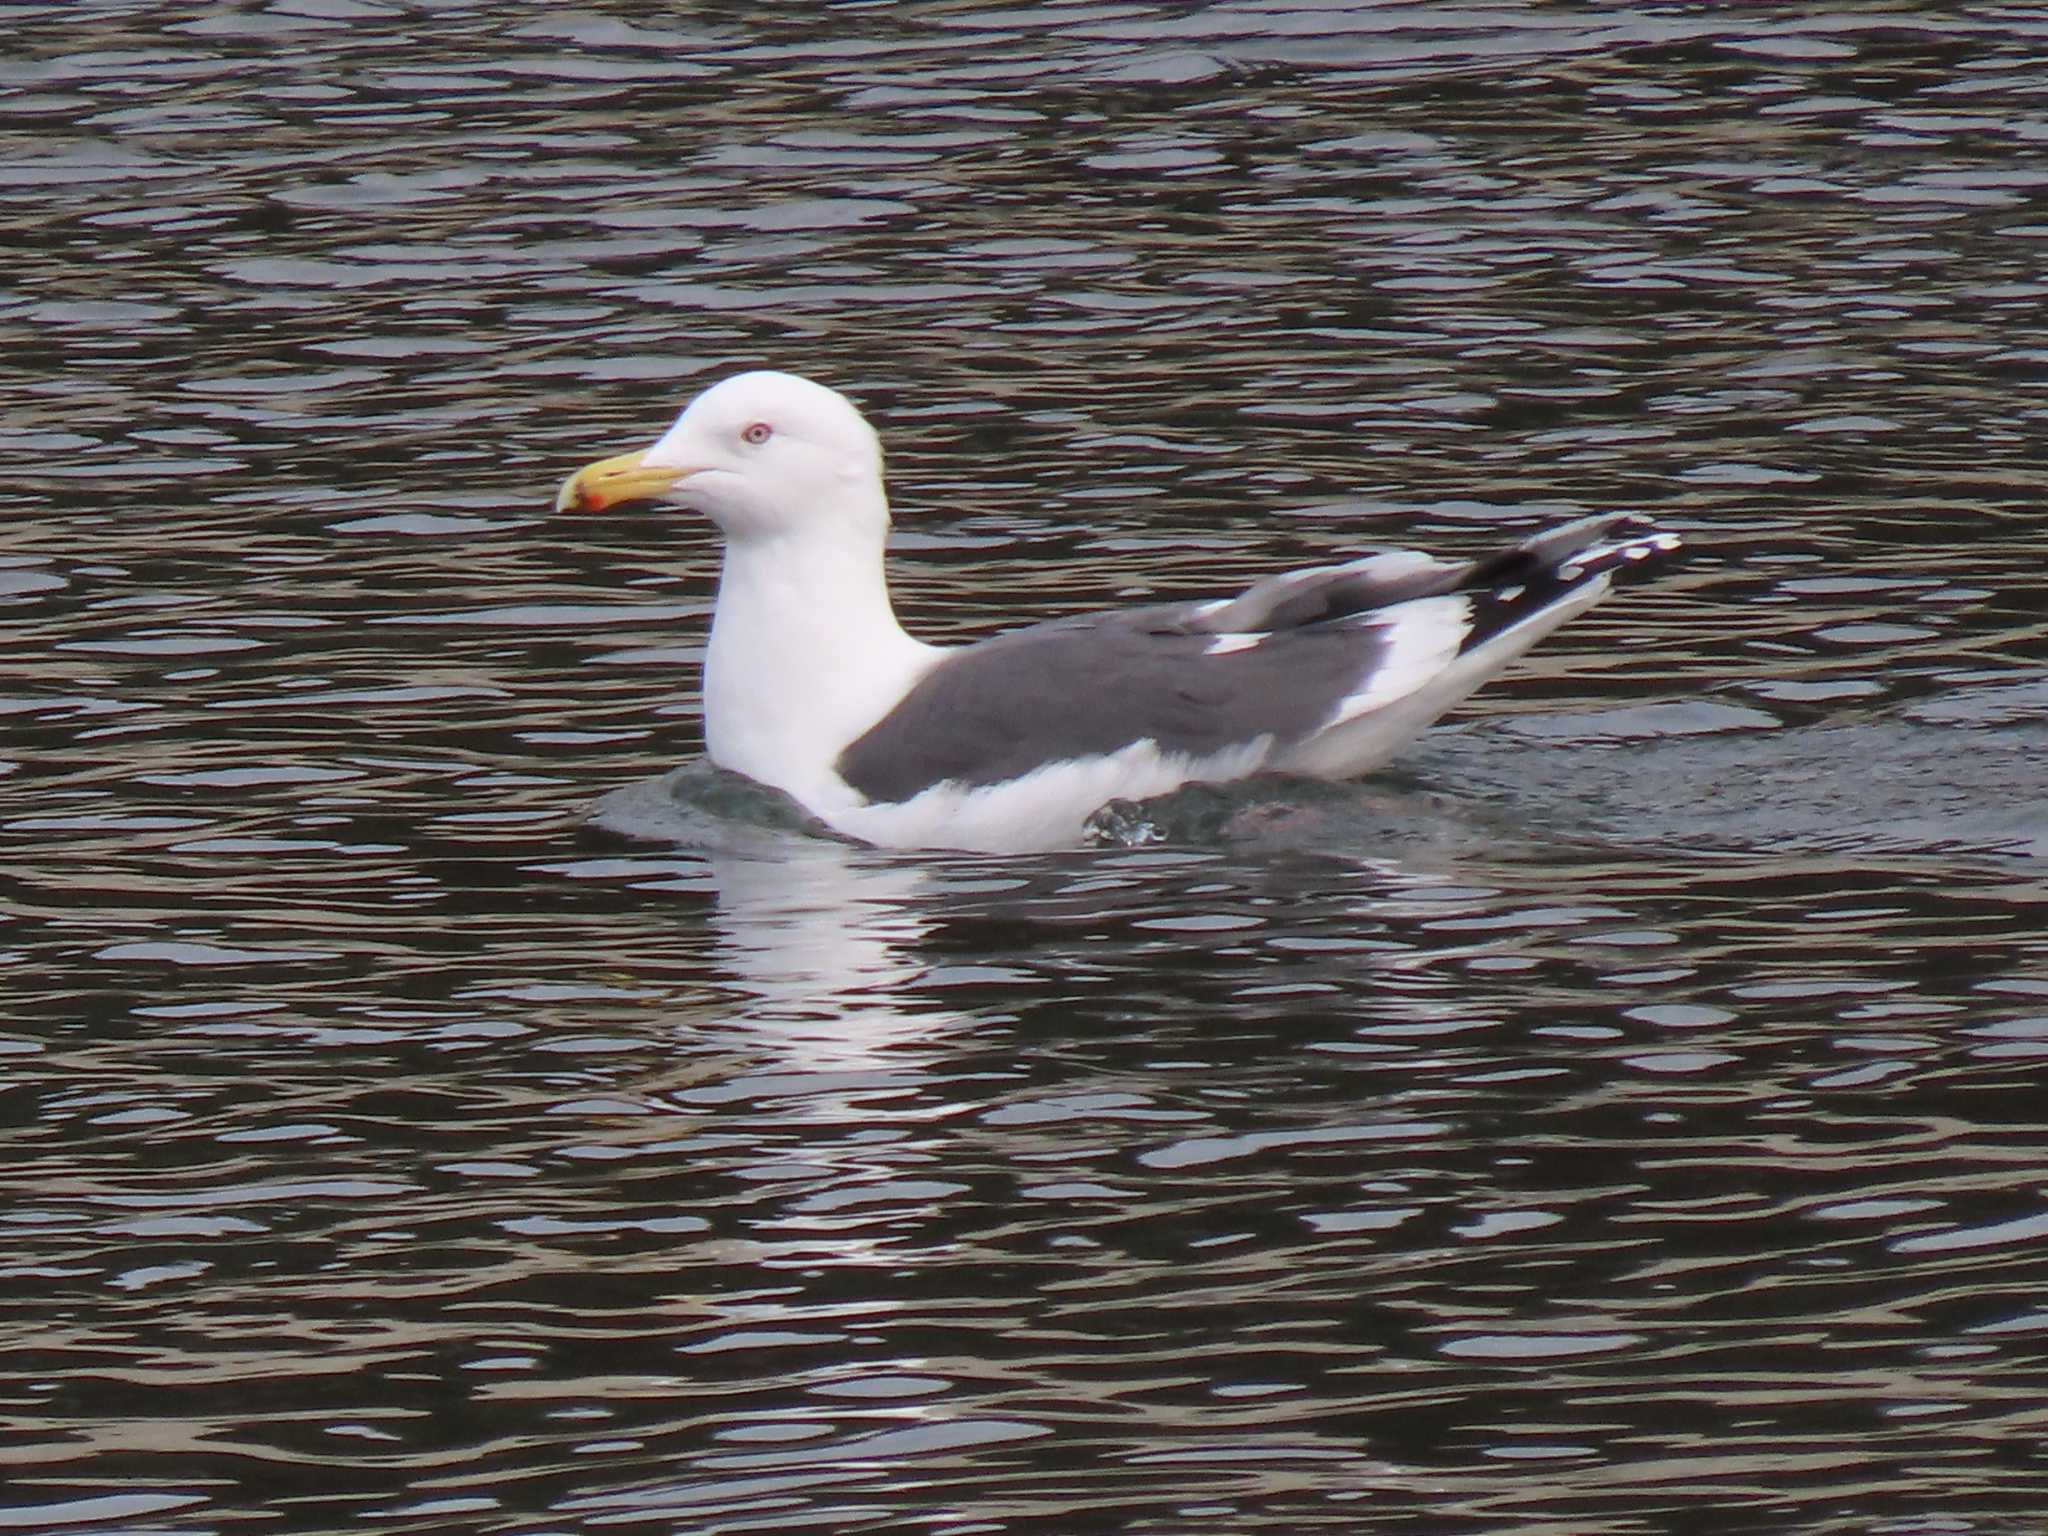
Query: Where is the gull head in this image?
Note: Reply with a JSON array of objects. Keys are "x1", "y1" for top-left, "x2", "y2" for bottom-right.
[{"x1": 556, "y1": 371, "x2": 887, "y2": 544}]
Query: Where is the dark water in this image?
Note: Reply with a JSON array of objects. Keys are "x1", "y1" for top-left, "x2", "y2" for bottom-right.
[{"x1": 7, "y1": 4, "x2": 2048, "y2": 1532}]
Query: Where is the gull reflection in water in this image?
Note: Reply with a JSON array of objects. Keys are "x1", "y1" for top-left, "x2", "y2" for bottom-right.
[
  {"x1": 571, "y1": 764, "x2": 989, "y2": 1087},
  {"x1": 696, "y1": 839, "x2": 961, "y2": 1076}
]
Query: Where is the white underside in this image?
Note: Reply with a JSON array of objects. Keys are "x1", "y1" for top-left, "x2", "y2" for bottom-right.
[{"x1": 810, "y1": 736, "x2": 1278, "y2": 854}]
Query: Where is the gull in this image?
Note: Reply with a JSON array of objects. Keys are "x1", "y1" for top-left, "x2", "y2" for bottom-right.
[{"x1": 557, "y1": 371, "x2": 1679, "y2": 852}]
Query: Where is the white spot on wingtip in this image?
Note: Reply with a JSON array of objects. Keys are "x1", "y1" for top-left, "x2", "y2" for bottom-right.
[
  {"x1": 1205, "y1": 632, "x2": 1266, "y2": 656},
  {"x1": 1557, "y1": 563, "x2": 1585, "y2": 582},
  {"x1": 1497, "y1": 583, "x2": 1525, "y2": 602}
]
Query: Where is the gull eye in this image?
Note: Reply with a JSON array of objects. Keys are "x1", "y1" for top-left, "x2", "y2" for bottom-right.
[{"x1": 741, "y1": 422, "x2": 773, "y2": 446}]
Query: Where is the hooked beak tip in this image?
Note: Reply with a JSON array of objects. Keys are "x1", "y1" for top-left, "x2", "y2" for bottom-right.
[{"x1": 555, "y1": 450, "x2": 687, "y2": 513}]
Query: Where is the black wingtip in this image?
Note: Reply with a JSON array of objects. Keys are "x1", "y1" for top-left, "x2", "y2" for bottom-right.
[
  {"x1": 1466, "y1": 512, "x2": 1682, "y2": 590},
  {"x1": 1450, "y1": 514, "x2": 1681, "y2": 658},
  {"x1": 1554, "y1": 518, "x2": 1684, "y2": 586}
]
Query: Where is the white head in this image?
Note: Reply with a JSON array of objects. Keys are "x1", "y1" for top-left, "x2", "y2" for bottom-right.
[{"x1": 557, "y1": 371, "x2": 888, "y2": 545}]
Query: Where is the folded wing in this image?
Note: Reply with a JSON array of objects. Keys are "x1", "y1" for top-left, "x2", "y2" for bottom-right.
[{"x1": 835, "y1": 513, "x2": 1677, "y2": 804}]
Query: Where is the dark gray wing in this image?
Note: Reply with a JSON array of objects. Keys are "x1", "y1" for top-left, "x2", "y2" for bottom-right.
[
  {"x1": 835, "y1": 513, "x2": 1678, "y2": 804},
  {"x1": 836, "y1": 605, "x2": 1389, "y2": 802}
]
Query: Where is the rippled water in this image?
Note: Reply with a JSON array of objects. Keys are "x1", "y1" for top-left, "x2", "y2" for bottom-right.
[{"x1": 7, "y1": 5, "x2": 2048, "y2": 1533}]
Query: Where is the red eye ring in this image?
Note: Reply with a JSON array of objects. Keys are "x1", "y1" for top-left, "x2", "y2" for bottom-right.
[{"x1": 741, "y1": 422, "x2": 773, "y2": 446}]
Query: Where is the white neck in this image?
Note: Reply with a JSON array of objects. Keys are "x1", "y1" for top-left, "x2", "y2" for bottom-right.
[{"x1": 702, "y1": 521, "x2": 939, "y2": 806}]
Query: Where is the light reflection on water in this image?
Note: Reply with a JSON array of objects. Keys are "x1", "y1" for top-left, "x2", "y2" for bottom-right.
[{"x1": 5, "y1": 4, "x2": 2048, "y2": 1533}]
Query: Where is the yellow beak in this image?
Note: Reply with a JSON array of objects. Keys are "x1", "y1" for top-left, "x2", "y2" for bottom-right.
[{"x1": 554, "y1": 449, "x2": 690, "y2": 513}]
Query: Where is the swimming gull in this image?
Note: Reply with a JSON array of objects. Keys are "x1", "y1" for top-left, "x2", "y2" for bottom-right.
[{"x1": 556, "y1": 371, "x2": 1680, "y2": 852}]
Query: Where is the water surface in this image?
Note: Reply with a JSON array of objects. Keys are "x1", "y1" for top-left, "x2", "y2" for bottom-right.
[{"x1": 5, "y1": 5, "x2": 2048, "y2": 1533}]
